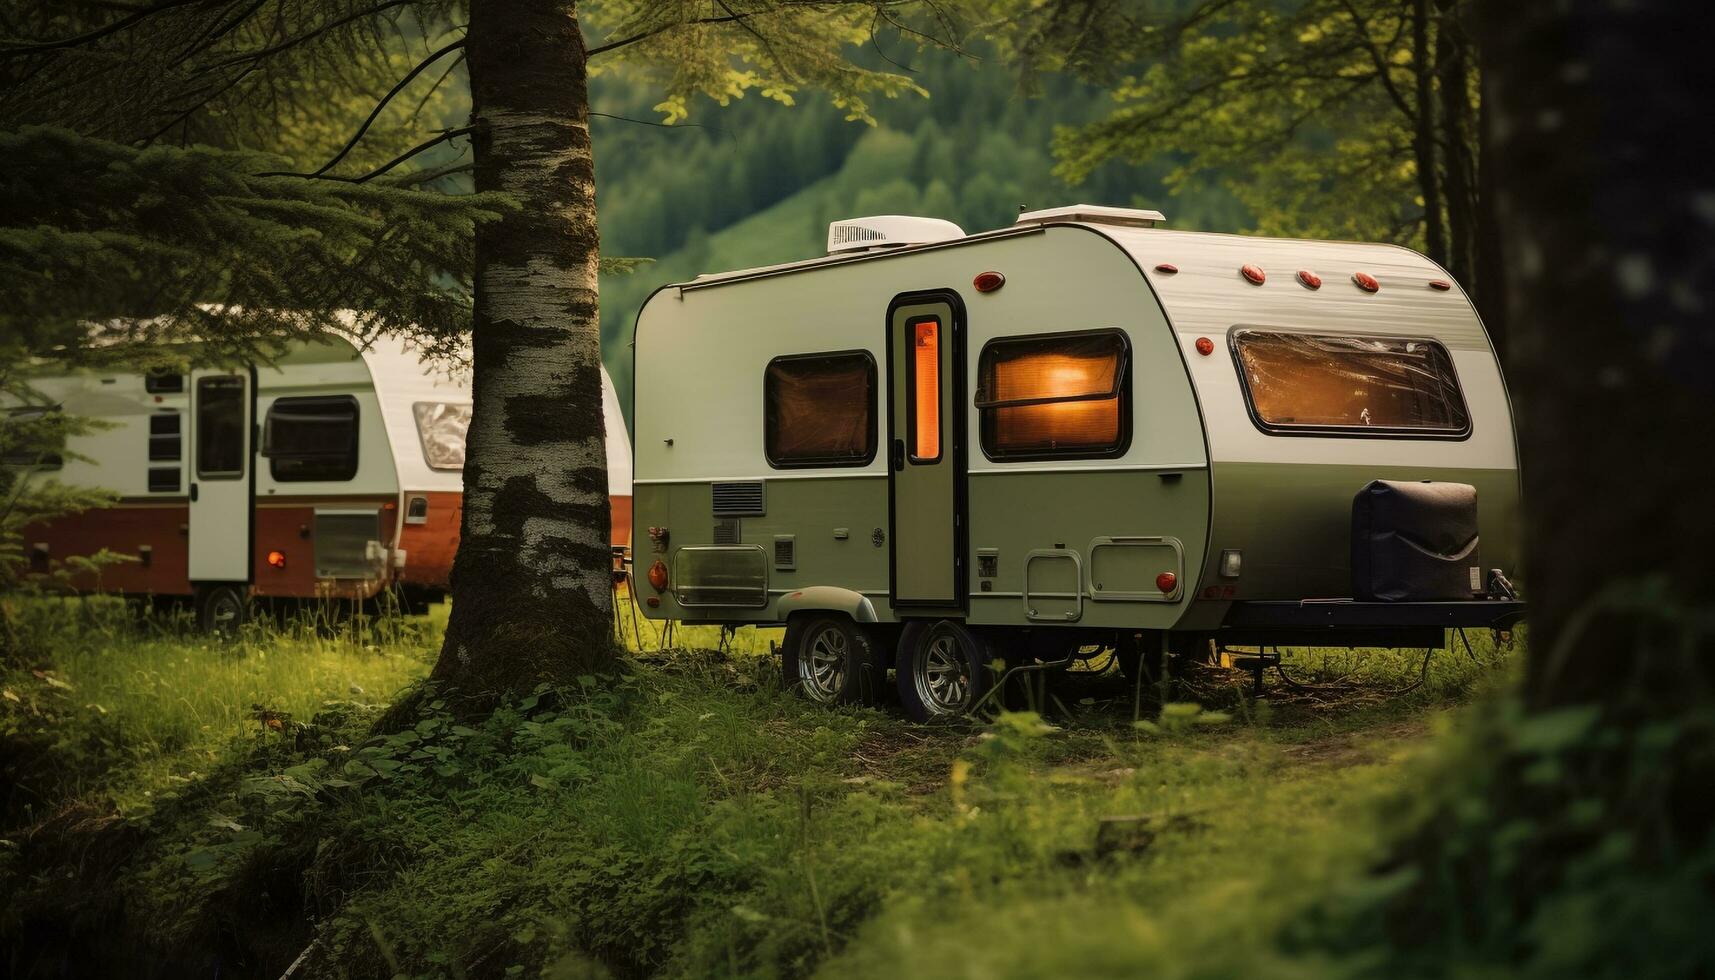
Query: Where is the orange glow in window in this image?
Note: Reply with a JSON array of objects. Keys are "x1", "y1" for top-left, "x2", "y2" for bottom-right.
[{"x1": 911, "y1": 319, "x2": 940, "y2": 461}]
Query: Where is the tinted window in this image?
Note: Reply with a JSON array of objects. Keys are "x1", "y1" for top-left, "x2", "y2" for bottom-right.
[
  {"x1": 149, "y1": 412, "x2": 181, "y2": 461},
  {"x1": 1232, "y1": 331, "x2": 1470, "y2": 435},
  {"x1": 195, "y1": 376, "x2": 246, "y2": 478},
  {"x1": 265, "y1": 396, "x2": 359, "y2": 482},
  {"x1": 145, "y1": 371, "x2": 184, "y2": 394},
  {"x1": 977, "y1": 330, "x2": 1129, "y2": 460},
  {"x1": 764, "y1": 351, "x2": 877, "y2": 468}
]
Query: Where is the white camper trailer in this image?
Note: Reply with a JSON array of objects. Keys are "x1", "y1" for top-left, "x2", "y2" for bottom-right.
[
  {"x1": 629, "y1": 206, "x2": 1524, "y2": 721},
  {"x1": 7, "y1": 334, "x2": 633, "y2": 632}
]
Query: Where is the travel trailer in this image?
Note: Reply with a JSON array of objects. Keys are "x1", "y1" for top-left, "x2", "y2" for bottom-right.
[
  {"x1": 629, "y1": 205, "x2": 1524, "y2": 721},
  {"x1": 5, "y1": 334, "x2": 633, "y2": 632}
]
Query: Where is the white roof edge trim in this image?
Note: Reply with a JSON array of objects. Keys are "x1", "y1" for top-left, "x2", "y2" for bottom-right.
[{"x1": 1016, "y1": 204, "x2": 1166, "y2": 228}]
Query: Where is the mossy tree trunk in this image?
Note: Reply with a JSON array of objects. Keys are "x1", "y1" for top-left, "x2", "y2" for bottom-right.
[{"x1": 431, "y1": 0, "x2": 615, "y2": 696}]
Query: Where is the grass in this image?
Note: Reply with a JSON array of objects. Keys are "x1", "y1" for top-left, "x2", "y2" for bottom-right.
[{"x1": 0, "y1": 596, "x2": 1523, "y2": 979}]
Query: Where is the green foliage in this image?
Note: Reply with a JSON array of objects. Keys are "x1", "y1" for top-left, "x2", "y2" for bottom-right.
[
  {"x1": 1044, "y1": 0, "x2": 1473, "y2": 254},
  {"x1": 0, "y1": 126, "x2": 507, "y2": 362},
  {"x1": 3, "y1": 605, "x2": 1542, "y2": 978}
]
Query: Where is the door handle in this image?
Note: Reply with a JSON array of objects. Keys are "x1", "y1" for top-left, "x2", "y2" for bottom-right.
[
  {"x1": 189, "y1": 482, "x2": 198, "y2": 502},
  {"x1": 891, "y1": 439, "x2": 905, "y2": 471}
]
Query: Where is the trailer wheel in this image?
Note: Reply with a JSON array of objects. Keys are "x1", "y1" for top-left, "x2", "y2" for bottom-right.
[
  {"x1": 782, "y1": 614, "x2": 884, "y2": 706},
  {"x1": 897, "y1": 620, "x2": 993, "y2": 723},
  {"x1": 196, "y1": 584, "x2": 248, "y2": 637}
]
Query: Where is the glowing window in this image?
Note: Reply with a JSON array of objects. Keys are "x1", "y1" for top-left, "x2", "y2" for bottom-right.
[
  {"x1": 1232, "y1": 331, "x2": 1469, "y2": 436},
  {"x1": 764, "y1": 351, "x2": 877, "y2": 468},
  {"x1": 908, "y1": 317, "x2": 941, "y2": 463},
  {"x1": 977, "y1": 330, "x2": 1129, "y2": 460}
]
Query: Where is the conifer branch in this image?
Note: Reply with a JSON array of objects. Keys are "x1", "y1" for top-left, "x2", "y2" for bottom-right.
[
  {"x1": 259, "y1": 125, "x2": 475, "y2": 183},
  {"x1": 192, "y1": 0, "x2": 414, "y2": 75},
  {"x1": 302, "y1": 37, "x2": 466, "y2": 179},
  {"x1": 0, "y1": 0, "x2": 204, "y2": 57}
]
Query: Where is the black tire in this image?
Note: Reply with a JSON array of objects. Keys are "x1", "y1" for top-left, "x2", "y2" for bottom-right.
[
  {"x1": 196, "y1": 583, "x2": 248, "y2": 637},
  {"x1": 896, "y1": 620, "x2": 995, "y2": 723},
  {"x1": 782, "y1": 614, "x2": 884, "y2": 706}
]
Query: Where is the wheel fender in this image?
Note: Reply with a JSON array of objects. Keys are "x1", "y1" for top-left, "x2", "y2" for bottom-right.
[{"x1": 776, "y1": 586, "x2": 879, "y2": 624}]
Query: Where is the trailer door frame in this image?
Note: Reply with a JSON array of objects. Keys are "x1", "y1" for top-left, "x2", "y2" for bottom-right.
[
  {"x1": 885, "y1": 290, "x2": 968, "y2": 613},
  {"x1": 187, "y1": 366, "x2": 257, "y2": 584}
]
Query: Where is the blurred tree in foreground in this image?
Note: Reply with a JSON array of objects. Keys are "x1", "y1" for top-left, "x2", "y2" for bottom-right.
[
  {"x1": 1333, "y1": 2, "x2": 1715, "y2": 974},
  {"x1": 1018, "y1": 0, "x2": 1502, "y2": 346}
]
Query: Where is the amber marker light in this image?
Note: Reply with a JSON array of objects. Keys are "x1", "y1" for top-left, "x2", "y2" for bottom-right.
[
  {"x1": 973, "y1": 270, "x2": 1006, "y2": 293},
  {"x1": 1156, "y1": 571, "x2": 1178, "y2": 594},
  {"x1": 1195, "y1": 337, "x2": 1215, "y2": 356},
  {"x1": 267, "y1": 550, "x2": 287, "y2": 569},
  {"x1": 647, "y1": 559, "x2": 669, "y2": 592}
]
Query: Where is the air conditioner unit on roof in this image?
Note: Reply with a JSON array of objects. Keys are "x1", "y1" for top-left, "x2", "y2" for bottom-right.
[{"x1": 827, "y1": 215, "x2": 965, "y2": 254}]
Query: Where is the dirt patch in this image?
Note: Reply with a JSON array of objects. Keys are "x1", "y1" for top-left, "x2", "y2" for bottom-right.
[{"x1": 1278, "y1": 720, "x2": 1431, "y2": 768}]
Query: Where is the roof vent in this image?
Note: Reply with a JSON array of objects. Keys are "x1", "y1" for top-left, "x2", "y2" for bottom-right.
[
  {"x1": 1015, "y1": 204, "x2": 1166, "y2": 228},
  {"x1": 827, "y1": 215, "x2": 965, "y2": 254}
]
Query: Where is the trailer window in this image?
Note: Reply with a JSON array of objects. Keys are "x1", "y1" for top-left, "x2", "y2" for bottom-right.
[
  {"x1": 764, "y1": 351, "x2": 877, "y2": 468},
  {"x1": 264, "y1": 396, "x2": 359, "y2": 482},
  {"x1": 976, "y1": 330, "x2": 1129, "y2": 460},
  {"x1": 1232, "y1": 331, "x2": 1470, "y2": 436},
  {"x1": 907, "y1": 318, "x2": 942, "y2": 463},
  {"x1": 145, "y1": 371, "x2": 184, "y2": 394},
  {"x1": 2, "y1": 406, "x2": 66, "y2": 471},
  {"x1": 149, "y1": 412, "x2": 181, "y2": 461},
  {"x1": 195, "y1": 376, "x2": 246, "y2": 479},
  {"x1": 413, "y1": 402, "x2": 471, "y2": 472}
]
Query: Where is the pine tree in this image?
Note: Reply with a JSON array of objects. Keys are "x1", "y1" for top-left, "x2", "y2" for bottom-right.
[{"x1": 2, "y1": 1, "x2": 974, "y2": 697}]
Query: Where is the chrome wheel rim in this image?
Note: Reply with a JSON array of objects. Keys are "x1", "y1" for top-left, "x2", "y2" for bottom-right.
[
  {"x1": 913, "y1": 630, "x2": 971, "y2": 715},
  {"x1": 797, "y1": 623, "x2": 848, "y2": 702}
]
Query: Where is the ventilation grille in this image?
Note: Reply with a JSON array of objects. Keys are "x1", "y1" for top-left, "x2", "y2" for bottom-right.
[
  {"x1": 712, "y1": 481, "x2": 765, "y2": 517},
  {"x1": 773, "y1": 535, "x2": 795, "y2": 571},
  {"x1": 713, "y1": 518, "x2": 740, "y2": 545}
]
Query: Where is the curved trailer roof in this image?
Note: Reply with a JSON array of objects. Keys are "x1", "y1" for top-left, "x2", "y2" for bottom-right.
[{"x1": 348, "y1": 334, "x2": 633, "y2": 497}]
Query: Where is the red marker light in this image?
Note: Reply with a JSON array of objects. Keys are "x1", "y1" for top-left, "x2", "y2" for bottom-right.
[
  {"x1": 1195, "y1": 337, "x2": 1215, "y2": 356},
  {"x1": 1353, "y1": 271, "x2": 1380, "y2": 293},
  {"x1": 1154, "y1": 263, "x2": 1179, "y2": 274},
  {"x1": 1428, "y1": 279, "x2": 1452, "y2": 291},
  {"x1": 267, "y1": 550, "x2": 287, "y2": 569},
  {"x1": 973, "y1": 270, "x2": 1006, "y2": 293},
  {"x1": 1240, "y1": 264, "x2": 1266, "y2": 285},
  {"x1": 1296, "y1": 270, "x2": 1322, "y2": 290},
  {"x1": 1156, "y1": 571, "x2": 1178, "y2": 594},
  {"x1": 647, "y1": 560, "x2": 669, "y2": 592}
]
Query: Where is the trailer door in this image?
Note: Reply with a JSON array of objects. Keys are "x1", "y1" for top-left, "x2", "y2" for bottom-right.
[
  {"x1": 188, "y1": 369, "x2": 254, "y2": 583},
  {"x1": 886, "y1": 292, "x2": 965, "y2": 610}
]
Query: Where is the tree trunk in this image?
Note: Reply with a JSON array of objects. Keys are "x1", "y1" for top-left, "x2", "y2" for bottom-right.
[
  {"x1": 1473, "y1": 87, "x2": 1506, "y2": 357},
  {"x1": 431, "y1": 0, "x2": 614, "y2": 696},
  {"x1": 1482, "y1": 0, "x2": 1715, "y2": 713},
  {"x1": 1434, "y1": 0, "x2": 1476, "y2": 291},
  {"x1": 1411, "y1": 0, "x2": 1447, "y2": 266}
]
